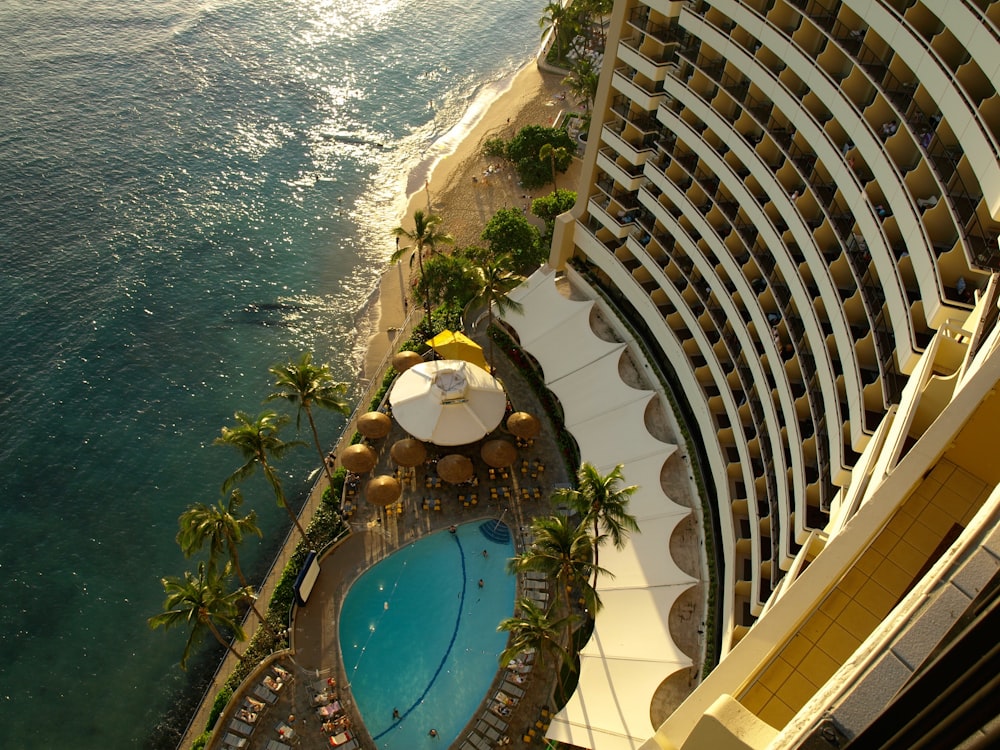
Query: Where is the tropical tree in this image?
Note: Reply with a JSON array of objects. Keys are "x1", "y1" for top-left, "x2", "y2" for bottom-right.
[
  {"x1": 416, "y1": 252, "x2": 480, "y2": 314},
  {"x1": 556, "y1": 462, "x2": 639, "y2": 590},
  {"x1": 176, "y1": 489, "x2": 276, "y2": 636},
  {"x1": 468, "y1": 252, "x2": 523, "y2": 369},
  {"x1": 539, "y1": 143, "x2": 570, "y2": 191},
  {"x1": 214, "y1": 410, "x2": 308, "y2": 544},
  {"x1": 267, "y1": 352, "x2": 350, "y2": 495},
  {"x1": 392, "y1": 210, "x2": 454, "y2": 327},
  {"x1": 498, "y1": 596, "x2": 576, "y2": 695},
  {"x1": 564, "y1": 57, "x2": 600, "y2": 113},
  {"x1": 532, "y1": 188, "x2": 577, "y2": 246},
  {"x1": 481, "y1": 207, "x2": 543, "y2": 274},
  {"x1": 148, "y1": 561, "x2": 247, "y2": 669},
  {"x1": 508, "y1": 513, "x2": 606, "y2": 621},
  {"x1": 505, "y1": 125, "x2": 576, "y2": 189},
  {"x1": 539, "y1": 0, "x2": 573, "y2": 64}
]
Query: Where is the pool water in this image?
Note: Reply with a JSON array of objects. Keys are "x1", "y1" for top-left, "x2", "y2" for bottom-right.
[{"x1": 339, "y1": 521, "x2": 516, "y2": 748}]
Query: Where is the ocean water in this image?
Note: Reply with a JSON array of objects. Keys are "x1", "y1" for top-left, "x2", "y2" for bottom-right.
[{"x1": 0, "y1": 0, "x2": 543, "y2": 746}]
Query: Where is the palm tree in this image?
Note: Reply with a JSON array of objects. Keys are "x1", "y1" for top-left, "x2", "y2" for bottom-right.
[
  {"x1": 557, "y1": 462, "x2": 639, "y2": 591},
  {"x1": 214, "y1": 410, "x2": 309, "y2": 544},
  {"x1": 498, "y1": 596, "x2": 576, "y2": 695},
  {"x1": 267, "y1": 352, "x2": 350, "y2": 495},
  {"x1": 539, "y1": 1, "x2": 571, "y2": 63},
  {"x1": 508, "y1": 514, "x2": 606, "y2": 620},
  {"x1": 563, "y1": 57, "x2": 600, "y2": 113},
  {"x1": 148, "y1": 561, "x2": 247, "y2": 669},
  {"x1": 176, "y1": 489, "x2": 276, "y2": 637},
  {"x1": 469, "y1": 253, "x2": 523, "y2": 372},
  {"x1": 392, "y1": 210, "x2": 454, "y2": 328},
  {"x1": 539, "y1": 143, "x2": 570, "y2": 192}
]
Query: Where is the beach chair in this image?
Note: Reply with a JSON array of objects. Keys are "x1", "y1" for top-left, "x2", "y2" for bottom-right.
[
  {"x1": 229, "y1": 718, "x2": 254, "y2": 736},
  {"x1": 253, "y1": 684, "x2": 278, "y2": 704},
  {"x1": 484, "y1": 711, "x2": 507, "y2": 731},
  {"x1": 502, "y1": 682, "x2": 525, "y2": 698}
]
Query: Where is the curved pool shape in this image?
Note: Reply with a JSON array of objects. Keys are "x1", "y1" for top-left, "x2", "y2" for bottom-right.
[{"x1": 339, "y1": 521, "x2": 515, "y2": 748}]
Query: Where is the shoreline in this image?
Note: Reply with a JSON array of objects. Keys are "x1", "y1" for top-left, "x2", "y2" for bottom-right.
[
  {"x1": 178, "y1": 56, "x2": 576, "y2": 750},
  {"x1": 362, "y1": 60, "x2": 571, "y2": 379}
]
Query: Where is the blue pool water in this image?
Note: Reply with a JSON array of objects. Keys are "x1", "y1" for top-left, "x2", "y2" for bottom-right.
[{"x1": 339, "y1": 521, "x2": 516, "y2": 748}]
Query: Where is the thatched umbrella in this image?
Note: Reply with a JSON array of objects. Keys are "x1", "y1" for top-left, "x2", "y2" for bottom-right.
[
  {"x1": 390, "y1": 438, "x2": 427, "y2": 467},
  {"x1": 437, "y1": 454, "x2": 474, "y2": 484},
  {"x1": 481, "y1": 439, "x2": 517, "y2": 469},
  {"x1": 507, "y1": 411, "x2": 540, "y2": 439},
  {"x1": 365, "y1": 475, "x2": 401, "y2": 506},
  {"x1": 341, "y1": 443, "x2": 377, "y2": 474},
  {"x1": 392, "y1": 350, "x2": 423, "y2": 373},
  {"x1": 357, "y1": 411, "x2": 392, "y2": 439}
]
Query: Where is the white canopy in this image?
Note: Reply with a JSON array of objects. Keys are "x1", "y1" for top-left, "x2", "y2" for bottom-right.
[
  {"x1": 502, "y1": 268, "x2": 699, "y2": 750},
  {"x1": 388, "y1": 359, "x2": 506, "y2": 445}
]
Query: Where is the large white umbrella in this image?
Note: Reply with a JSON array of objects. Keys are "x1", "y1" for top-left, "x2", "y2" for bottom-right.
[{"x1": 389, "y1": 360, "x2": 507, "y2": 446}]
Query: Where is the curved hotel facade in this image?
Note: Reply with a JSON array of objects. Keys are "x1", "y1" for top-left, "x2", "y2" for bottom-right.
[{"x1": 520, "y1": 0, "x2": 1000, "y2": 747}]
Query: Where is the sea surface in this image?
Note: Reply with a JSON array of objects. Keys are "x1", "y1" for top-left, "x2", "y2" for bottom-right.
[{"x1": 0, "y1": 0, "x2": 543, "y2": 746}]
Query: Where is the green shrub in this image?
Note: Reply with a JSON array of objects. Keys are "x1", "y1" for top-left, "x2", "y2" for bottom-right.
[
  {"x1": 506, "y1": 125, "x2": 575, "y2": 189},
  {"x1": 483, "y1": 136, "x2": 507, "y2": 158}
]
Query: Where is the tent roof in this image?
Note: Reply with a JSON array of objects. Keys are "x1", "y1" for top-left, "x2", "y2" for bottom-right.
[
  {"x1": 547, "y1": 347, "x2": 651, "y2": 426},
  {"x1": 598, "y1": 514, "x2": 697, "y2": 591},
  {"x1": 547, "y1": 649, "x2": 691, "y2": 750},
  {"x1": 572, "y1": 394, "x2": 677, "y2": 468},
  {"x1": 608, "y1": 452, "x2": 692, "y2": 522},
  {"x1": 501, "y1": 268, "x2": 699, "y2": 750},
  {"x1": 523, "y1": 304, "x2": 626, "y2": 382}
]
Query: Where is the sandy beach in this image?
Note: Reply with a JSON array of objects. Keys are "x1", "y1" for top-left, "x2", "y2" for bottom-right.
[{"x1": 362, "y1": 61, "x2": 582, "y2": 378}]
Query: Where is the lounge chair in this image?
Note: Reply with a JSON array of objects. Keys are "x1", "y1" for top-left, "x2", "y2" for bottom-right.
[
  {"x1": 265, "y1": 741, "x2": 292, "y2": 750},
  {"x1": 339, "y1": 739, "x2": 359, "y2": 750},
  {"x1": 222, "y1": 733, "x2": 247, "y2": 748},
  {"x1": 229, "y1": 718, "x2": 254, "y2": 736},
  {"x1": 253, "y1": 684, "x2": 278, "y2": 704},
  {"x1": 502, "y1": 682, "x2": 525, "y2": 698},
  {"x1": 484, "y1": 711, "x2": 507, "y2": 731}
]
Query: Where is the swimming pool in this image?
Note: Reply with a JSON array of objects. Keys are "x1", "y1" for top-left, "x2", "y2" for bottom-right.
[{"x1": 339, "y1": 520, "x2": 515, "y2": 748}]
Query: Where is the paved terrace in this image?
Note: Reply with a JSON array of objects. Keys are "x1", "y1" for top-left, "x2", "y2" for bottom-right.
[{"x1": 204, "y1": 316, "x2": 706, "y2": 750}]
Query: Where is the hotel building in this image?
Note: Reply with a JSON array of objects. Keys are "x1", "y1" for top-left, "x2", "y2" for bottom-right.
[{"x1": 504, "y1": 0, "x2": 1000, "y2": 747}]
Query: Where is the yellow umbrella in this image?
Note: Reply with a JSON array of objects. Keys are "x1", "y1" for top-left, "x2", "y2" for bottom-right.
[{"x1": 426, "y1": 330, "x2": 489, "y2": 371}]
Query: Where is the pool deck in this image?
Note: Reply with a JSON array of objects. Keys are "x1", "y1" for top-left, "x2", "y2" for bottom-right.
[
  {"x1": 203, "y1": 310, "x2": 708, "y2": 750},
  {"x1": 206, "y1": 330, "x2": 579, "y2": 750}
]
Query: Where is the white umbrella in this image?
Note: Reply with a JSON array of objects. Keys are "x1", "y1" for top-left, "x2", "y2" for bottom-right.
[{"x1": 389, "y1": 360, "x2": 507, "y2": 446}]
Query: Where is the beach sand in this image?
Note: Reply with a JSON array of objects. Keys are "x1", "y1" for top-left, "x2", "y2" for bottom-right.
[{"x1": 362, "y1": 61, "x2": 581, "y2": 379}]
